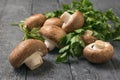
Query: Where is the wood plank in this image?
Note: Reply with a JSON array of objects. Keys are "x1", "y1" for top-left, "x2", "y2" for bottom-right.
[
  {"x1": 26, "y1": 0, "x2": 72, "y2": 80},
  {"x1": 0, "y1": 0, "x2": 32, "y2": 79},
  {"x1": 111, "y1": 41, "x2": 120, "y2": 80},
  {"x1": 88, "y1": 0, "x2": 120, "y2": 80},
  {"x1": 58, "y1": 0, "x2": 73, "y2": 8},
  {"x1": 32, "y1": 0, "x2": 60, "y2": 14},
  {"x1": 0, "y1": 0, "x2": 7, "y2": 18},
  {"x1": 27, "y1": 49, "x2": 72, "y2": 80},
  {"x1": 59, "y1": 0, "x2": 120, "y2": 80},
  {"x1": 90, "y1": 0, "x2": 120, "y2": 11},
  {"x1": 68, "y1": 58, "x2": 118, "y2": 80}
]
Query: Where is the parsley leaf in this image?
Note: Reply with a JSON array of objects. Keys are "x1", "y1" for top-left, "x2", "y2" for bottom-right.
[{"x1": 12, "y1": 21, "x2": 44, "y2": 41}]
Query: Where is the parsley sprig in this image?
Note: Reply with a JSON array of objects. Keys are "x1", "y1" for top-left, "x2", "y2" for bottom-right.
[
  {"x1": 56, "y1": 29, "x2": 85, "y2": 62},
  {"x1": 12, "y1": 21, "x2": 44, "y2": 41}
]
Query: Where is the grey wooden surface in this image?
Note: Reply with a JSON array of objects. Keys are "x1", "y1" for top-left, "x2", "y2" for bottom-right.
[{"x1": 0, "y1": 0, "x2": 120, "y2": 80}]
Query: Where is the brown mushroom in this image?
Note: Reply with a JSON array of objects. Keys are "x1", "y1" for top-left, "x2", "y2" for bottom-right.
[
  {"x1": 43, "y1": 18, "x2": 64, "y2": 27},
  {"x1": 24, "y1": 14, "x2": 46, "y2": 30},
  {"x1": 83, "y1": 40, "x2": 114, "y2": 63},
  {"x1": 82, "y1": 30, "x2": 97, "y2": 45},
  {"x1": 60, "y1": 11, "x2": 84, "y2": 33},
  {"x1": 9, "y1": 39, "x2": 48, "y2": 70},
  {"x1": 39, "y1": 25, "x2": 66, "y2": 51}
]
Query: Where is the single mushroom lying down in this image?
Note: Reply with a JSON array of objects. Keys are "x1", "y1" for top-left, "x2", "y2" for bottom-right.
[
  {"x1": 39, "y1": 25, "x2": 66, "y2": 51},
  {"x1": 82, "y1": 30, "x2": 97, "y2": 45},
  {"x1": 83, "y1": 40, "x2": 114, "y2": 63},
  {"x1": 9, "y1": 39, "x2": 48, "y2": 70},
  {"x1": 60, "y1": 11, "x2": 84, "y2": 33},
  {"x1": 24, "y1": 14, "x2": 46, "y2": 30}
]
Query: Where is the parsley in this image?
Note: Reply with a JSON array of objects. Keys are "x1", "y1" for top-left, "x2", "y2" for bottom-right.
[
  {"x1": 47, "y1": 0, "x2": 120, "y2": 62},
  {"x1": 56, "y1": 29, "x2": 85, "y2": 62},
  {"x1": 12, "y1": 21, "x2": 44, "y2": 41}
]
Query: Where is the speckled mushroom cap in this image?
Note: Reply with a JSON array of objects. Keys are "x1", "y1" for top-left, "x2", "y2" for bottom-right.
[
  {"x1": 39, "y1": 25, "x2": 66, "y2": 44},
  {"x1": 24, "y1": 14, "x2": 46, "y2": 30},
  {"x1": 9, "y1": 39, "x2": 48, "y2": 68},
  {"x1": 43, "y1": 18, "x2": 64, "y2": 27},
  {"x1": 60, "y1": 11, "x2": 84, "y2": 33},
  {"x1": 83, "y1": 40, "x2": 114, "y2": 63}
]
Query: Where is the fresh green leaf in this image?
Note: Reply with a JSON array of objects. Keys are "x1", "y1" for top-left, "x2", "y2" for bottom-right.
[
  {"x1": 59, "y1": 36, "x2": 67, "y2": 47},
  {"x1": 13, "y1": 21, "x2": 44, "y2": 41},
  {"x1": 62, "y1": 4, "x2": 70, "y2": 11},
  {"x1": 44, "y1": 10, "x2": 63, "y2": 18},
  {"x1": 59, "y1": 45, "x2": 70, "y2": 53},
  {"x1": 113, "y1": 36, "x2": 120, "y2": 41},
  {"x1": 56, "y1": 52, "x2": 68, "y2": 63},
  {"x1": 70, "y1": 42, "x2": 83, "y2": 58},
  {"x1": 74, "y1": 29, "x2": 85, "y2": 34},
  {"x1": 66, "y1": 33, "x2": 75, "y2": 44}
]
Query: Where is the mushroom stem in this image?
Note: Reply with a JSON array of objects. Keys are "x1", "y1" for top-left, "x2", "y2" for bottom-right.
[
  {"x1": 95, "y1": 40, "x2": 105, "y2": 49},
  {"x1": 60, "y1": 12, "x2": 71, "y2": 23},
  {"x1": 44, "y1": 39, "x2": 56, "y2": 51},
  {"x1": 24, "y1": 52, "x2": 43, "y2": 70}
]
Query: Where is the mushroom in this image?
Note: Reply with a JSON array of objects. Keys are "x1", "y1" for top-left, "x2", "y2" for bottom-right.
[
  {"x1": 9, "y1": 39, "x2": 48, "y2": 70},
  {"x1": 24, "y1": 14, "x2": 46, "y2": 30},
  {"x1": 39, "y1": 25, "x2": 66, "y2": 51},
  {"x1": 43, "y1": 18, "x2": 64, "y2": 27},
  {"x1": 60, "y1": 11, "x2": 84, "y2": 33},
  {"x1": 82, "y1": 30, "x2": 97, "y2": 45},
  {"x1": 83, "y1": 40, "x2": 114, "y2": 63}
]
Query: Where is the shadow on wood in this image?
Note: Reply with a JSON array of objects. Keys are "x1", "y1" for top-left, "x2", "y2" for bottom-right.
[{"x1": 26, "y1": 60, "x2": 54, "y2": 76}]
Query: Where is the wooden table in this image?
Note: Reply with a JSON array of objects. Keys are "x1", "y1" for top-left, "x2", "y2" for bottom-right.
[{"x1": 0, "y1": 0, "x2": 120, "y2": 80}]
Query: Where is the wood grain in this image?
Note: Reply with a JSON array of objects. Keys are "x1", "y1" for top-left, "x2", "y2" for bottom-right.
[
  {"x1": 26, "y1": 0, "x2": 72, "y2": 80},
  {"x1": 0, "y1": 0, "x2": 32, "y2": 80},
  {"x1": 58, "y1": 0, "x2": 120, "y2": 80},
  {"x1": 0, "y1": 0, "x2": 120, "y2": 80}
]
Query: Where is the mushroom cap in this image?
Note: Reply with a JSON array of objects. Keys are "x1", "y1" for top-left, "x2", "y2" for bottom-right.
[
  {"x1": 60, "y1": 11, "x2": 84, "y2": 33},
  {"x1": 82, "y1": 35, "x2": 97, "y2": 45},
  {"x1": 83, "y1": 40, "x2": 114, "y2": 63},
  {"x1": 43, "y1": 18, "x2": 64, "y2": 27},
  {"x1": 82, "y1": 30, "x2": 97, "y2": 45},
  {"x1": 9, "y1": 39, "x2": 48, "y2": 68},
  {"x1": 39, "y1": 25, "x2": 66, "y2": 43},
  {"x1": 24, "y1": 14, "x2": 46, "y2": 30}
]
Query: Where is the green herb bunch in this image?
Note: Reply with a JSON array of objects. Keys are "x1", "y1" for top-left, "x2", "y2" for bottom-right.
[
  {"x1": 45, "y1": 0, "x2": 120, "y2": 62},
  {"x1": 56, "y1": 29, "x2": 86, "y2": 62}
]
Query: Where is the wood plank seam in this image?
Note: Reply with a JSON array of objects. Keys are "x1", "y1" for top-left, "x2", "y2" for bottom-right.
[
  {"x1": 109, "y1": 61, "x2": 119, "y2": 80},
  {"x1": 58, "y1": 0, "x2": 74, "y2": 80},
  {"x1": 68, "y1": 57, "x2": 75, "y2": 80},
  {"x1": 57, "y1": 0, "x2": 61, "y2": 10},
  {"x1": 25, "y1": 0, "x2": 33, "y2": 79}
]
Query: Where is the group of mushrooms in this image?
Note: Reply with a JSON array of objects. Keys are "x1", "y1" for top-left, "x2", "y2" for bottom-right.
[{"x1": 9, "y1": 11, "x2": 114, "y2": 70}]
